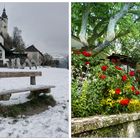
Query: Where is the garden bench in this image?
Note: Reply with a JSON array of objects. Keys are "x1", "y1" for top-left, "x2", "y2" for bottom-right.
[{"x1": 0, "y1": 71, "x2": 55, "y2": 100}]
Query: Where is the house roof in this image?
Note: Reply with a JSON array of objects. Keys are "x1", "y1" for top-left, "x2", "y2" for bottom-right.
[
  {"x1": 25, "y1": 45, "x2": 43, "y2": 56},
  {"x1": 107, "y1": 53, "x2": 137, "y2": 68}
]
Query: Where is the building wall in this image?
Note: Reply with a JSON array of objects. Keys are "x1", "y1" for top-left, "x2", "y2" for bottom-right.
[
  {"x1": 26, "y1": 51, "x2": 43, "y2": 66},
  {"x1": 0, "y1": 18, "x2": 8, "y2": 38},
  {"x1": 0, "y1": 45, "x2": 8, "y2": 64}
]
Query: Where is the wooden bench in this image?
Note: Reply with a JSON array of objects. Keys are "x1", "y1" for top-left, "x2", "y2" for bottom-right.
[{"x1": 0, "y1": 71, "x2": 55, "y2": 100}]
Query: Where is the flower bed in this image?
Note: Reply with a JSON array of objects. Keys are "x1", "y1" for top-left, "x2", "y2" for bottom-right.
[{"x1": 72, "y1": 50, "x2": 140, "y2": 117}]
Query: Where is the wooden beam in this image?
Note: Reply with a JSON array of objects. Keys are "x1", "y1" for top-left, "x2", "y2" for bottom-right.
[{"x1": 0, "y1": 71, "x2": 42, "y2": 78}]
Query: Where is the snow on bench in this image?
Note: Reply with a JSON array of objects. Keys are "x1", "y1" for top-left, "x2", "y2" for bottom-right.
[{"x1": 0, "y1": 85, "x2": 55, "y2": 96}]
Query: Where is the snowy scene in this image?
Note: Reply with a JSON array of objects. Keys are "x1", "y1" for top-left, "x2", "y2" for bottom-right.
[
  {"x1": 0, "y1": 2, "x2": 69, "y2": 138},
  {"x1": 0, "y1": 67, "x2": 69, "y2": 137}
]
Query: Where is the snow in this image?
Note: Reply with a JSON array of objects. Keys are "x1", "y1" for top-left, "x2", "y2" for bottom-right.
[{"x1": 0, "y1": 67, "x2": 69, "y2": 138}]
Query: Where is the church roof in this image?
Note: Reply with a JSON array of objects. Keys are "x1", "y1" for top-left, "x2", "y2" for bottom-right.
[
  {"x1": 25, "y1": 45, "x2": 43, "y2": 56},
  {"x1": 1, "y1": 8, "x2": 8, "y2": 19}
]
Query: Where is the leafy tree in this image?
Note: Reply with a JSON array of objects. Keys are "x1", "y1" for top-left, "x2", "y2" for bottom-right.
[{"x1": 72, "y1": 3, "x2": 140, "y2": 56}]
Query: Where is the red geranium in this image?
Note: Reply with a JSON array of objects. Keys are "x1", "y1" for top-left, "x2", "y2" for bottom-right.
[
  {"x1": 115, "y1": 88, "x2": 121, "y2": 94},
  {"x1": 120, "y1": 98, "x2": 130, "y2": 106},
  {"x1": 135, "y1": 90, "x2": 140, "y2": 95},
  {"x1": 115, "y1": 66, "x2": 122, "y2": 70},
  {"x1": 81, "y1": 51, "x2": 92, "y2": 57},
  {"x1": 85, "y1": 62, "x2": 90, "y2": 65},
  {"x1": 100, "y1": 75, "x2": 106, "y2": 79},
  {"x1": 129, "y1": 71, "x2": 135, "y2": 76},
  {"x1": 131, "y1": 86, "x2": 135, "y2": 91},
  {"x1": 122, "y1": 75, "x2": 127, "y2": 81},
  {"x1": 101, "y1": 65, "x2": 108, "y2": 71}
]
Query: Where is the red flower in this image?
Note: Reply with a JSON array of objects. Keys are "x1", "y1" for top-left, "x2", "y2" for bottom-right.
[
  {"x1": 111, "y1": 59, "x2": 117, "y2": 63},
  {"x1": 122, "y1": 75, "x2": 127, "y2": 81},
  {"x1": 81, "y1": 51, "x2": 92, "y2": 57},
  {"x1": 129, "y1": 71, "x2": 135, "y2": 76},
  {"x1": 131, "y1": 86, "x2": 135, "y2": 91},
  {"x1": 115, "y1": 88, "x2": 121, "y2": 94},
  {"x1": 135, "y1": 90, "x2": 140, "y2": 95},
  {"x1": 115, "y1": 66, "x2": 122, "y2": 70},
  {"x1": 120, "y1": 98, "x2": 130, "y2": 106},
  {"x1": 101, "y1": 65, "x2": 108, "y2": 71},
  {"x1": 85, "y1": 62, "x2": 90, "y2": 65},
  {"x1": 100, "y1": 75, "x2": 106, "y2": 79}
]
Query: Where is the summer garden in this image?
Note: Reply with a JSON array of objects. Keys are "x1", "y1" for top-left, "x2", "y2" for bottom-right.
[{"x1": 71, "y1": 3, "x2": 140, "y2": 137}]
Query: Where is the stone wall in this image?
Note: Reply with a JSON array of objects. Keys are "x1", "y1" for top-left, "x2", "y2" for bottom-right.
[{"x1": 72, "y1": 112, "x2": 140, "y2": 138}]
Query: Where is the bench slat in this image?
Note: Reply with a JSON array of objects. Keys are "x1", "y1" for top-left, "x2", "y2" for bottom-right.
[
  {"x1": 0, "y1": 85, "x2": 55, "y2": 96},
  {"x1": 0, "y1": 71, "x2": 42, "y2": 78}
]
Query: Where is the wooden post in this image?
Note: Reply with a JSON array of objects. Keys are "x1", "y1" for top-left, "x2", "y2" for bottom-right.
[{"x1": 30, "y1": 76, "x2": 36, "y2": 85}]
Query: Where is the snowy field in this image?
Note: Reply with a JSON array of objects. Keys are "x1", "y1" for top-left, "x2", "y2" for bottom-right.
[{"x1": 0, "y1": 67, "x2": 69, "y2": 138}]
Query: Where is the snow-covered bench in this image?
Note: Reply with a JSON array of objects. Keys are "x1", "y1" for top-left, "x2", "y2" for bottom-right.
[{"x1": 0, "y1": 71, "x2": 55, "y2": 100}]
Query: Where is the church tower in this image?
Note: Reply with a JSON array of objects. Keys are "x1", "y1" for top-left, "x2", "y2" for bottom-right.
[{"x1": 0, "y1": 8, "x2": 8, "y2": 38}]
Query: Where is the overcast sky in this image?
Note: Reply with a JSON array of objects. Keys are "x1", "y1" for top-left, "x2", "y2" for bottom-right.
[{"x1": 0, "y1": 2, "x2": 69, "y2": 56}]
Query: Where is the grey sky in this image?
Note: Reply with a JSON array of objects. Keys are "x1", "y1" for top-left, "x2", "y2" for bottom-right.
[{"x1": 0, "y1": 2, "x2": 69, "y2": 56}]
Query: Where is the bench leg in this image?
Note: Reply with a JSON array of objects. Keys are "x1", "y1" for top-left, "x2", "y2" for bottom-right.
[
  {"x1": 28, "y1": 89, "x2": 51, "y2": 99},
  {"x1": 0, "y1": 94, "x2": 11, "y2": 101},
  {"x1": 30, "y1": 76, "x2": 36, "y2": 85}
]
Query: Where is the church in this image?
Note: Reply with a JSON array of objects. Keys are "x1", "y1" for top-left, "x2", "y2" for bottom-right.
[
  {"x1": 0, "y1": 8, "x2": 10, "y2": 66},
  {"x1": 0, "y1": 8, "x2": 44, "y2": 67},
  {"x1": 0, "y1": 8, "x2": 28, "y2": 67}
]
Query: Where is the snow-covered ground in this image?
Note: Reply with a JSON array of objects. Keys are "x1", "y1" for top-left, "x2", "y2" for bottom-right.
[{"x1": 0, "y1": 67, "x2": 69, "y2": 138}]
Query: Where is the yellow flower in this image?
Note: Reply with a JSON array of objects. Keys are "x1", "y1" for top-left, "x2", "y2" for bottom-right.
[
  {"x1": 108, "y1": 89, "x2": 115, "y2": 96},
  {"x1": 124, "y1": 82, "x2": 132, "y2": 91},
  {"x1": 128, "y1": 99, "x2": 140, "y2": 112},
  {"x1": 101, "y1": 98, "x2": 114, "y2": 107}
]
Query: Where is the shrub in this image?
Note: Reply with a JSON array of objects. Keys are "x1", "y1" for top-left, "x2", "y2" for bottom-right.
[{"x1": 72, "y1": 51, "x2": 140, "y2": 117}]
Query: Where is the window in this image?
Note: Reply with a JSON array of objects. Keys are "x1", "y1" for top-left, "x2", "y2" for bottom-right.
[{"x1": 0, "y1": 50, "x2": 2, "y2": 59}]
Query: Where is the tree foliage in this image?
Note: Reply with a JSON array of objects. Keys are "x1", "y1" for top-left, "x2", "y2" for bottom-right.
[{"x1": 72, "y1": 3, "x2": 140, "y2": 57}]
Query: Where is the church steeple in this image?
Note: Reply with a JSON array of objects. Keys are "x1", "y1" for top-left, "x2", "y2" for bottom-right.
[{"x1": 2, "y1": 8, "x2": 8, "y2": 19}]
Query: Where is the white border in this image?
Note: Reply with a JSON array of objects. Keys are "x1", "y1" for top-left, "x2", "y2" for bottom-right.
[{"x1": 69, "y1": 1, "x2": 71, "y2": 139}]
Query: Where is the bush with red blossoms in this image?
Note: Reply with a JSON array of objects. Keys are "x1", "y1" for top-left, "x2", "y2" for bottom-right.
[{"x1": 72, "y1": 51, "x2": 140, "y2": 117}]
